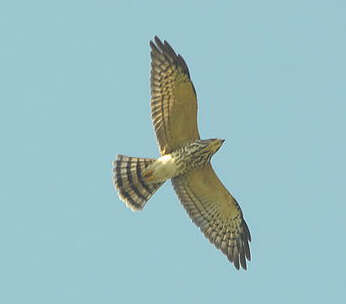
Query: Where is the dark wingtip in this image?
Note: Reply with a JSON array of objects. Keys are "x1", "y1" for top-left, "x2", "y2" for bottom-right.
[
  {"x1": 154, "y1": 35, "x2": 160, "y2": 42},
  {"x1": 234, "y1": 257, "x2": 240, "y2": 270},
  {"x1": 154, "y1": 36, "x2": 164, "y2": 50},
  {"x1": 240, "y1": 252, "x2": 247, "y2": 270},
  {"x1": 151, "y1": 35, "x2": 160, "y2": 45},
  {"x1": 149, "y1": 36, "x2": 191, "y2": 79}
]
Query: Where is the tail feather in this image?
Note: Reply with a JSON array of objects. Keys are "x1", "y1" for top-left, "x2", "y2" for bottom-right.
[{"x1": 112, "y1": 154, "x2": 164, "y2": 211}]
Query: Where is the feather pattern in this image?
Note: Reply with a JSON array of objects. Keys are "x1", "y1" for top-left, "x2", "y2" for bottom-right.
[
  {"x1": 150, "y1": 36, "x2": 200, "y2": 155},
  {"x1": 172, "y1": 164, "x2": 251, "y2": 270},
  {"x1": 113, "y1": 36, "x2": 252, "y2": 270},
  {"x1": 113, "y1": 155, "x2": 164, "y2": 211}
]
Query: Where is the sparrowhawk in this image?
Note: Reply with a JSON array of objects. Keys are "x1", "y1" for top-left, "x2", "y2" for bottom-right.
[{"x1": 113, "y1": 36, "x2": 251, "y2": 270}]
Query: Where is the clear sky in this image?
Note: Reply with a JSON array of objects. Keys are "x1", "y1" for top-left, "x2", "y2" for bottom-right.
[{"x1": 1, "y1": 1, "x2": 345, "y2": 303}]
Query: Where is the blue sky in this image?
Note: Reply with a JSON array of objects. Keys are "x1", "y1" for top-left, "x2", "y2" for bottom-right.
[{"x1": 1, "y1": 0, "x2": 346, "y2": 303}]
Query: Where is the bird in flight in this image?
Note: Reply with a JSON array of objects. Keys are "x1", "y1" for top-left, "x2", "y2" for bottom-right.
[{"x1": 113, "y1": 36, "x2": 251, "y2": 270}]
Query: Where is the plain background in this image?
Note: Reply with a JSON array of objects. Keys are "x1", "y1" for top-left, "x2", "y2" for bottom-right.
[{"x1": 1, "y1": 1, "x2": 345, "y2": 303}]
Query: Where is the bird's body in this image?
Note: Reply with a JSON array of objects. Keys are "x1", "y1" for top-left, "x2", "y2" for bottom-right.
[
  {"x1": 113, "y1": 37, "x2": 251, "y2": 270},
  {"x1": 144, "y1": 139, "x2": 224, "y2": 183}
]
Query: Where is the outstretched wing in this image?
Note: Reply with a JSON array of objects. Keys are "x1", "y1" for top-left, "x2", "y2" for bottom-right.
[
  {"x1": 150, "y1": 36, "x2": 200, "y2": 155},
  {"x1": 172, "y1": 164, "x2": 251, "y2": 270}
]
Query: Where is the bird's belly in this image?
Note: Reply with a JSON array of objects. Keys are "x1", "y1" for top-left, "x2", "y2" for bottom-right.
[{"x1": 144, "y1": 154, "x2": 179, "y2": 183}]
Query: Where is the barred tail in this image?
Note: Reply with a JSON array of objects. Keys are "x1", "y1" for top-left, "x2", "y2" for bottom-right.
[{"x1": 112, "y1": 155, "x2": 164, "y2": 211}]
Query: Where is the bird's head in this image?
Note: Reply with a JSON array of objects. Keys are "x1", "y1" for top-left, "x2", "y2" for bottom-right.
[
  {"x1": 208, "y1": 138, "x2": 225, "y2": 154},
  {"x1": 194, "y1": 138, "x2": 225, "y2": 161},
  {"x1": 186, "y1": 139, "x2": 225, "y2": 166}
]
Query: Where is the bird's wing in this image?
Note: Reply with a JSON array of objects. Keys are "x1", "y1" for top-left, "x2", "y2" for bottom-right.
[
  {"x1": 172, "y1": 164, "x2": 251, "y2": 270},
  {"x1": 150, "y1": 36, "x2": 200, "y2": 155}
]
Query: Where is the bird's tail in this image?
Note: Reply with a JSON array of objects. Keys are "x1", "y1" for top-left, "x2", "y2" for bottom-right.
[{"x1": 112, "y1": 154, "x2": 164, "y2": 211}]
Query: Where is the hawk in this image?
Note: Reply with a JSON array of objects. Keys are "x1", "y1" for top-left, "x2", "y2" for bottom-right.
[{"x1": 113, "y1": 36, "x2": 251, "y2": 270}]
